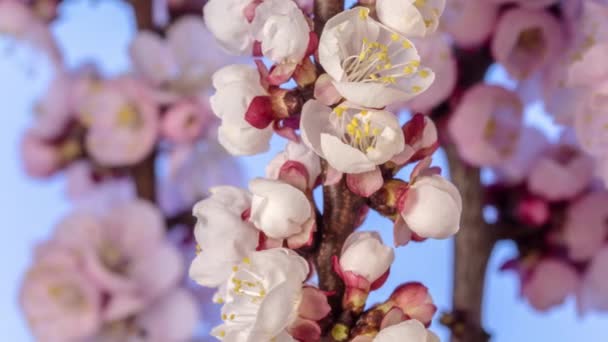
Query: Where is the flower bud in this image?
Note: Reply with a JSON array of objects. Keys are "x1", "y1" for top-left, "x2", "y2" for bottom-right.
[
  {"x1": 400, "y1": 175, "x2": 461, "y2": 239},
  {"x1": 249, "y1": 178, "x2": 314, "y2": 240},
  {"x1": 389, "y1": 282, "x2": 437, "y2": 326},
  {"x1": 340, "y1": 231, "x2": 394, "y2": 286},
  {"x1": 266, "y1": 141, "x2": 321, "y2": 190}
]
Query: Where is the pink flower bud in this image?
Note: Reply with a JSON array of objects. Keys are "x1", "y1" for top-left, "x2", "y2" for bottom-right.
[
  {"x1": 266, "y1": 141, "x2": 322, "y2": 190},
  {"x1": 522, "y1": 259, "x2": 579, "y2": 312},
  {"x1": 389, "y1": 282, "x2": 437, "y2": 326},
  {"x1": 516, "y1": 196, "x2": 550, "y2": 227},
  {"x1": 339, "y1": 232, "x2": 394, "y2": 286}
]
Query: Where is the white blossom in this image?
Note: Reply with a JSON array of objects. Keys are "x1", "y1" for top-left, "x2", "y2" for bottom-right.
[
  {"x1": 189, "y1": 186, "x2": 259, "y2": 288},
  {"x1": 249, "y1": 178, "x2": 313, "y2": 240},
  {"x1": 266, "y1": 141, "x2": 321, "y2": 189},
  {"x1": 204, "y1": 0, "x2": 254, "y2": 55},
  {"x1": 318, "y1": 7, "x2": 434, "y2": 108},
  {"x1": 251, "y1": 0, "x2": 310, "y2": 64},
  {"x1": 210, "y1": 64, "x2": 273, "y2": 155},
  {"x1": 301, "y1": 100, "x2": 404, "y2": 174},
  {"x1": 376, "y1": 0, "x2": 446, "y2": 38},
  {"x1": 211, "y1": 248, "x2": 309, "y2": 341}
]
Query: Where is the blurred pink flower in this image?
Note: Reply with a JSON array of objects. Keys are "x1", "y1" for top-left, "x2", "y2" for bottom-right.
[
  {"x1": 562, "y1": 191, "x2": 608, "y2": 262},
  {"x1": 51, "y1": 201, "x2": 183, "y2": 321},
  {"x1": 440, "y1": 0, "x2": 499, "y2": 47},
  {"x1": 527, "y1": 141, "x2": 594, "y2": 201},
  {"x1": 161, "y1": 98, "x2": 214, "y2": 144},
  {"x1": 20, "y1": 242, "x2": 102, "y2": 342},
  {"x1": 78, "y1": 76, "x2": 160, "y2": 167},
  {"x1": 522, "y1": 259, "x2": 579, "y2": 312},
  {"x1": 449, "y1": 85, "x2": 523, "y2": 167},
  {"x1": 130, "y1": 16, "x2": 230, "y2": 96},
  {"x1": 395, "y1": 34, "x2": 456, "y2": 113},
  {"x1": 575, "y1": 81, "x2": 608, "y2": 160},
  {"x1": 492, "y1": 8, "x2": 563, "y2": 79},
  {"x1": 31, "y1": 73, "x2": 73, "y2": 139},
  {"x1": 578, "y1": 246, "x2": 608, "y2": 314},
  {"x1": 20, "y1": 130, "x2": 62, "y2": 178},
  {"x1": 490, "y1": 0, "x2": 558, "y2": 9},
  {"x1": 95, "y1": 289, "x2": 199, "y2": 341},
  {"x1": 495, "y1": 126, "x2": 549, "y2": 184}
]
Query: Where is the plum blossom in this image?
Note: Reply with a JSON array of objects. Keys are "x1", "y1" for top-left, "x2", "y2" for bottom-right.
[
  {"x1": 318, "y1": 7, "x2": 435, "y2": 109},
  {"x1": 266, "y1": 141, "x2": 321, "y2": 190},
  {"x1": 300, "y1": 100, "x2": 404, "y2": 174},
  {"x1": 575, "y1": 81, "x2": 608, "y2": 162},
  {"x1": 522, "y1": 259, "x2": 580, "y2": 311},
  {"x1": 448, "y1": 85, "x2": 524, "y2": 167},
  {"x1": 388, "y1": 282, "x2": 437, "y2": 326},
  {"x1": 95, "y1": 289, "x2": 199, "y2": 342},
  {"x1": 161, "y1": 98, "x2": 214, "y2": 144},
  {"x1": 130, "y1": 16, "x2": 229, "y2": 96},
  {"x1": 440, "y1": 0, "x2": 499, "y2": 47},
  {"x1": 494, "y1": 126, "x2": 549, "y2": 184},
  {"x1": 210, "y1": 64, "x2": 273, "y2": 155},
  {"x1": 376, "y1": 0, "x2": 446, "y2": 38},
  {"x1": 204, "y1": 0, "x2": 255, "y2": 55},
  {"x1": 251, "y1": 0, "x2": 311, "y2": 64},
  {"x1": 31, "y1": 73, "x2": 73, "y2": 140},
  {"x1": 527, "y1": 138, "x2": 594, "y2": 201},
  {"x1": 562, "y1": 191, "x2": 608, "y2": 262},
  {"x1": 398, "y1": 168, "x2": 462, "y2": 240},
  {"x1": 579, "y1": 247, "x2": 608, "y2": 314},
  {"x1": 20, "y1": 243, "x2": 102, "y2": 341},
  {"x1": 78, "y1": 76, "x2": 159, "y2": 167},
  {"x1": 51, "y1": 201, "x2": 183, "y2": 320},
  {"x1": 249, "y1": 178, "x2": 315, "y2": 247},
  {"x1": 211, "y1": 248, "x2": 310, "y2": 341},
  {"x1": 189, "y1": 186, "x2": 259, "y2": 288},
  {"x1": 492, "y1": 8, "x2": 563, "y2": 79},
  {"x1": 20, "y1": 130, "x2": 64, "y2": 178},
  {"x1": 339, "y1": 231, "x2": 394, "y2": 286}
]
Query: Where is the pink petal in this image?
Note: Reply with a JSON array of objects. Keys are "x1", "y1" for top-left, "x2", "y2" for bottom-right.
[
  {"x1": 299, "y1": 287, "x2": 332, "y2": 321},
  {"x1": 346, "y1": 168, "x2": 384, "y2": 197}
]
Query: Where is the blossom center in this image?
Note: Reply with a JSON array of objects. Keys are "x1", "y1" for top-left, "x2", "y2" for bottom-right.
[
  {"x1": 47, "y1": 283, "x2": 87, "y2": 310},
  {"x1": 115, "y1": 104, "x2": 141, "y2": 129},
  {"x1": 333, "y1": 106, "x2": 382, "y2": 153},
  {"x1": 340, "y1": 29, "x2": 427, "y2": 94},
  {"x1": 516, "y1": 27, "x2": 545, "y2": 55}
]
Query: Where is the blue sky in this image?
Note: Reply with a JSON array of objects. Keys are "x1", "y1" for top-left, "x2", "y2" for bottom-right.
[{"x1": 1, "y1": 1, "x2": 607, "y2": 340}]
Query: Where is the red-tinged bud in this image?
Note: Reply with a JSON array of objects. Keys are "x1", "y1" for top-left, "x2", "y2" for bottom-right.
[
  {"x1": 245, "y1": 96, "x2": 274, "y2": 129},
  {"x1": 388, "y1": 282, "x2": 437, "y2": 327},
  {"x1": 294, "y1": 57, "x2": 318, "y2": 88},
  {"x1": 392, "y1": 114, "x2": 439, "y2": 165},
  {"x1": 269, "y1": 88, "x2": 303, "y2": 119},
  {"x1": 517, "y1": 196, "x2": 550, "y2": 227},
  {"x1": 268, "y1": 62, "x2": 298, "y2": 86},
  {"x1": 278, "y1": 160, "x2": 310, "y2": 192},
  {"x1": 305, "y1": 32, "x2": 319, "y2": 56},
  {"x1": 346, "y1": 168, "x2": 384, "y2": 198}
]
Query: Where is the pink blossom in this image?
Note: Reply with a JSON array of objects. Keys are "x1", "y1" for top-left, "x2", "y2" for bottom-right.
[
  {"x1": 31, "y1": 73, "x2": 73, "y2": 139},
  {"x1": 495, "y1": 126, "x2": 549, "y2": 184},
  {"x1": 527, "y1": 141, "x2": 594, "y2": 201},
  {"x1": 161, "y1": 98, "x2": 214, "y2": 144},
  {"x1": 51, "y1": 201, "x2": 183, "y2": 321},
  {"x1": 20, "y1": 130, "x2": 62, "y2": 178},
  {"x1": 575, "y1": 81, "x2": 608, "y2": 160},
  {"x1": 440, "y1": 0, "x2": 499, "y2": 47},
  {"x1": 490, "y1": 0, "x2": 558, "y2": 9},
  {"x1": 404, "y1": 34, "x2": 457, "y2": 113},
  {"x1": 492, "y1": 8, "x2": 563, "y2": 79},
  {"x1": 449, "y1": 85, "x2": 523, "y2": 167},
  {"x1": 388, "y1": 282, "x2": 437, "y2": 326},
  {"x1": 562, "y1": 191, "x2": 608, "y2": 262},
  {"x1": 522, "y1": 259, "x2": 579, "y2": 312},
  {"x1": 579, "y1": 247, "x2": 608, "y2": 314},
  {"x1": 78, "y1": 76, "x2": 160, "y2": 167},
  {"x1": 20, "y1": 242, "x2": 102, "y2": 342}
]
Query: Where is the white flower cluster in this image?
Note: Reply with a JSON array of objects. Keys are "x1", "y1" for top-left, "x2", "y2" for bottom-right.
[{"x1": 193, "y1": 1, "x2": 460, "y2": 340}]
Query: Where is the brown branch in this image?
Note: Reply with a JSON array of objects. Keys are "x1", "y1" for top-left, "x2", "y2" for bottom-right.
[
  {"x1": 314, "y1": 0, "x2": 345, "y2": 35},
  {"x1": 315, "y1": 171, "x2": 366, "y2": 338},
  {"x1": 129, "y1": 0, "x2": 158, "y2": 202},
  {"x1": 431, "y1": 46, "x2": 494, "y2": 342}
]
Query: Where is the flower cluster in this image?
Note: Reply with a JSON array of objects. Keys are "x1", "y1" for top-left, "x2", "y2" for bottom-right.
[
  {"x1": 20, "y1": 200, "x2": 199, "y2": 341},
  {"x1": 191, "y1": 0, "x2": 463, "y2": 340}
]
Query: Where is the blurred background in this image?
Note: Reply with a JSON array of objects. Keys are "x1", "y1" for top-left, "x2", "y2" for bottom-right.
[{"x1": 1, "y1": 0, "x2": 607, "y2": 340}]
